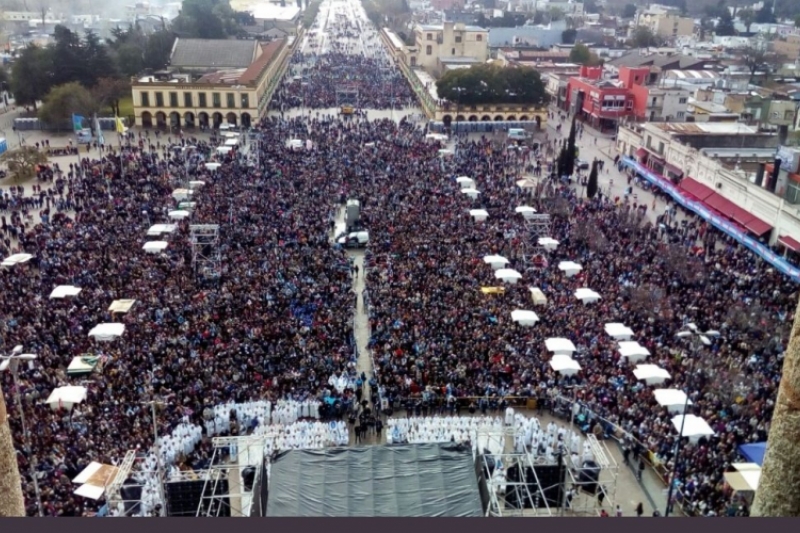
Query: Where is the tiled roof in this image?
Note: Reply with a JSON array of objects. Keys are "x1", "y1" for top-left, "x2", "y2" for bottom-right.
[
  {"x1": 170, "y1": 39, "x2": 259, "y2": 69},
  {"x1": 238, "y1": 39, "x2": 285, "y2": 84}
]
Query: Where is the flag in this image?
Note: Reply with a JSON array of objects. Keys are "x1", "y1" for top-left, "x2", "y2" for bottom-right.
[
  {"x1": 114, "y1": 116, "x2": 127, "y2": 133},
  {"x1": 72, "y1": 114, "x2": 85, "y2": 132},
  {"x1": 93, "y1": 115, "x2": 105, "y2": 146}
]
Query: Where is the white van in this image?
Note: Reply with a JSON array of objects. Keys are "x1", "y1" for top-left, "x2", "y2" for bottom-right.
[
  {"x1": 336, "y1": 231, "x2": 369, "y2": 248},
  {"x1": 76, "y1": 129, "x2": 93, "y2": 144},
  {"x1": 508, "y1": 128, "x2": 528, "y2": 140}
]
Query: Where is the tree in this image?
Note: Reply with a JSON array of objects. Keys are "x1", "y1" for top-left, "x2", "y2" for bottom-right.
[
  {"x1": 0, "y1": 388, "x2": 25, "y2": 516},
  {"x1": 795, "y1": 15, "x2": 800, "y2": 28},
  {"x1": 93, "y1": 77, "x2": 130, "y2": 116},
  {"x1": 630, "y1": 26, "x2": 661, "y2": 48},
  {"x1": 741, "y1": 43, "x2": 783, "y2": 83},
  {"x1": 83, "y1": 30, "x2": 117, "y2": 86},
  {"x1": 549, "y1": 7, "x2": 564, "y2": 22},
  {"x1": 115, "y1": 43, "x2": 145, "y2": 78},
  {"x1": 564, "y1": 116, "x2": 577, "y2": 177},
  {"x1": 0, "y1": 146, "x2": 49, "y2": 182},
  {"x1": 739, "y1": 8, "x2": 756, "y2": 33},
  {"x1": 10, "y1": 44, "x2": 53, "y2": 110},
  {"x1": 755, "y1": 4, "x2": 776, "y2": 24},
  {"x1": 715, "y1": 9, "x2": 737, "y2": 37},
  {"x1": 622, "y1": 4, "x2": 637, "y2": 18},
  {"x1": 562, "y1": 29, "x2": 577, "y2": 44},
  {"x1": 569, "y1": 43, "x2": 591, "y2": 64},
  {"x1": 436, "y1": 64, "x2": 549, "y2": 106},
  {"x1": 50, "y1": 25, "x2": 87, "y2": 87},
  {"x1": 143, "y1": 30, "x2": 176, "y2": 71},
  {"x1": 583, "y1": 0, "x2": 601, "y2": 14},
  {"x1": 38, "y1": 82, "x2": 98, "y2": 129},
  {"x1": 586, "y1": 160, "x2": 598, "y2": 198}
]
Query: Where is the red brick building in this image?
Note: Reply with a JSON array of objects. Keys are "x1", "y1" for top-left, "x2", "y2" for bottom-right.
[{"x1": 564, "y1": 66, "x2": 653, "y2": 132}]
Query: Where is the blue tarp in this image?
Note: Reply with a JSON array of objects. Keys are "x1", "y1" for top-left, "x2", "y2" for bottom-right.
[
  {"x1": 621, "y1": 158, "x2": 800, "y2": 282},
  {"x1": 739, "y1": 442, "x2": 767, "y2": 466}
]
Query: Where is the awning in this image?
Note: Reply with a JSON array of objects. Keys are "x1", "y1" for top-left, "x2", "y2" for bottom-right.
[
  {"x1": 664, "y1": 163, "x2": 684, "y2": 177},
  {"x1": 679, "y1": 177, "x2": 715, "y2": 201},
  {"x1": 743, "y1": 216, "x2": 772, "y2": 237},
  {"x1": 704, "y1": 193, "x2": 740, "y2": 215},
  {"x1": 779, "y1": 235, "x2": 800, "y2": 252},
  {"x1": 635, "y1": 148, "x2": 647, "y2": 159}
]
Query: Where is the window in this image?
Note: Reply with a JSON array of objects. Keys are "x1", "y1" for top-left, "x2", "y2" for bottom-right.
[
  {"x1": 226, "y1": 93, "x2": 236, "y2": 108},
  {"x1": 785, "y1": 181, "x2": 800, "y2": 205},
  {"x1": 652, "y1": 97, "x2": 657, "y2": 105},
  {"x1": 476, "y1": 34, "x2": 482, "y2": 42},
  {"x1": 427, "y1": 33, "x2": 432, "y2": 40},
  {"x1": 658, "y1": 142, "x2": 665, "y2": 154},
  {"x1": 140, "y1": 91, "x2": 150, "y2": 107},
  {"x1": 198, "y1": 92, "x2": 207, "y2": 107},
  {"x1": 241, "y1": 93, "x2": 249, "y2": 108},
  {"x1": 426, "y1": 45, "x2": 432, "y2": 55},
  {"x1": 212, "y1": 92, "x2": 221, "y2": 108},
  {"x1": 451, "y1": 48, "x2": 455, "y2": 55},
  {"x1": 455, "y1": 35, "x2": 462, "y2": 43},
  {"x1": 155, "y1": 92, "x2": 164, "y2": 107},
  {"x1": 677, "y1": 111, "x2": 685, "y2": 118},
  {"x1": 183, "y1": 92, "x2": 193, "y2": 108},
  {"x1": 168, "y1": 92, "x2": 178, "y2": 107},
  {"x1": 678, "y1": 97, "x2": 687, "y2": 104}
]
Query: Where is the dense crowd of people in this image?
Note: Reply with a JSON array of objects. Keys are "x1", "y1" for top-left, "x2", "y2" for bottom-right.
[{"x1": 0, "y1": 0, "x2": 792, "y2": 520}]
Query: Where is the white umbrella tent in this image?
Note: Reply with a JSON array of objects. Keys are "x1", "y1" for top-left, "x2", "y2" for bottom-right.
[
  {"x1": 558, "y1": 261, "x2": 582, "y2": 277},
  {"x1": 147, "y1": 224, "x2": 178, "y2": 237},
  {"x1": 469, "y1": 209, "x2": 489, "y2": 222},
  {"x1": 483, "y1": 255, "x2": 509, "y2": 270},
  {"x1": 653, "y1": 389, "x2": 693, "y2": 413},
  {"x1": 604, "y1": 323, "x2": 634, "y2": 341},
  {"x1": 671, "y1": 414, "x2": 715, "y2": 444},
  {"x1": 88, "y1": 323, "x2": 125, "y2": 341},
  {"x1": 633, "y1": 364, "x2": 671, "y2": 385},
  {"x1": 618, "y1": 341, "x2": 651, "y2": 362},
  {"x1": 143, "y1": 241, "x2": 169, "y2": 253},
  {"x1": 456, "y1": 177, "x2": 475, "y2": 189},
  {"x1": 537, "y1": 237, "x2": 559, "y2": 251},
  {"x1": 510, "y1": 310, "x2": 539, "y2": 326},
  {"x1": 462, "y1": 188, "x2": 480, "y2": 199},
  {"x1": 545, "y1": 337, "x2": 576, "y2": 356},
  {"x1": 515, "y1": 206, "x2": 536, "y2": 219},
  {"x1": 45, "y1": 386, "x2": 88, "y2": 411},
  {"x1": 49, "y1": 285, "x2": 82, "y2": 299},
  {"x1": 550, "y1": 355, "x2": 582, "y2": 376},
  {"x1": 168, "y1": 210, "x2": 191, "y2": 220},
  {"x1": 495, "y1": 268, "x2": 522, "y2": 284},
  {"x1": 575, "y1": 288, "x2": 601, "y2": 304},
  {"x1": 2, "y1": 253, "x2": 33, "y2": 267}
]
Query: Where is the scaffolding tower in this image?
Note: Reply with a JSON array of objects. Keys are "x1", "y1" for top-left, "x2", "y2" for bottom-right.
[
  {"x1": 335, "y1": 85, "x2": 359, "y2": 106},
  {"x1": 561, "y1": 434, "x2": 620, "y2": 516},
  {"x1": 481, "y1": 450, "x2": 556, "y2": 517},
  {"x1": 196, "y1": 433, "x2": 273, "y2": 517},
  {"x1": 189, "y1": 224, "x2": 221, "y2": 280}
]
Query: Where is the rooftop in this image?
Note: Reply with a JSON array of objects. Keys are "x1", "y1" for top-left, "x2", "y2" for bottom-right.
[
  {"x1": 700, "y1": 147, "x2": 778, "y2": 158},
  {"x1": 170, "y1": 38, "x2": 260, "y2": 69},
  {"x1": 418, "y1": 24, "x2": 487, "y2": 32},
  {"x1": 688, "y1": 98, "x2": 730, "y2": 114},
  {"x1": 439, "y1": 56, "x2": 482, "y2": 64},
  {"x1": 608, "y1": 52, "x2": 713, "y2": 70},
  {"x1": 238, "y1": 39, "x2": 285, "y2": 84},
  {"x1": 651, "y1": 122, "x2": 758, "y2": 135}
]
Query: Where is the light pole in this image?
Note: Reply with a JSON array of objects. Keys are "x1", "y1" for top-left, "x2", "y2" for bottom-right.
[{"x1": 0, "y1": 348, "x2": 44, "y2": 516}]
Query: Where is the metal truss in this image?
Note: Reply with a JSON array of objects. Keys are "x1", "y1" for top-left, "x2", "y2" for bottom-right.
[
  {"x1": 482, "y1": 451, "x2": 554, "y2": 517},
  {"x1": 106, "y1": 450, "x2": 165, "y2": 517},
  {"x1": 196, "y1": 434, "x2": 276, "y2": 517},
  {"x1": 562, "y1": 434, "x2": 620, "y2": 517},
  {"x1": 189, "y1": 224, "x2": 221, "y2": 280}
]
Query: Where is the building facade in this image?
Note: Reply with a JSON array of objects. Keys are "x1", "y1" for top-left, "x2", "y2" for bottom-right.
[
  {"x1": 131, "y1": 38, "x2": 294, "y2": 129},
  {"x1": 633, "y1": 7, "x2": 695, "y2": 38},
  {"x1": 413, "y1": 22, "x2": 489, "y2": 73}
]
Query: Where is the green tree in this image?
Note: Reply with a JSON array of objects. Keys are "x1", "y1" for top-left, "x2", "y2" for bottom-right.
[
  {"x1": 38, "y1": 82, "x2": 98, "y2": 129},
  {"x1": 562, "y1": 28, "x2": 577, "y2": 44},
  {"x1": 739, "y1": 8, "x2": 756, "y2": 33},
  {"x1": 115, "y1": 43, "x2": 145, "y2": 78},
  {"x1": 622, "y1": 4, "x2": 637, "y2": 18},
  {"x1": 83, "y1": 30, "x2": 117, "y2": 86},
  {"x1": 586, "y1": 160, "x2": 599, "y2": 199},
  {"x1": 564, "y1": 116, "x2": 577, "y2": 177},
  {"x1": 436, "y1": 64, "x2": 549, "y2": 106},
  {"x1": 549, "y1": 7, "x2": 565, "y2": 22},
  {"x1": 630, "y1": 26, "x2": 661, "y2": 48},
  {"x1": 715, "y1": 9, "x2": 737, "y2": 37},
  {"x1": 0, "y1": 146, "x2": 49, "y2": 182},
  {"x1": 569, "y1": 43, "x2": 591, "y2": 64},
  {"x1": 172, "y1": 0, "x2": 238, "y2": 38},
  {"x1": 10, "y1": 44, "x2": 54, "y2": 110},
  {"x1": 143, "y1": 30, "x2": 176, "y2": 71},
  {"x1": 795, "y1": 15, "x2": 800, "y2": 28},
  {"x1": 50, "y1": 25, "x2": 87, "y2": 87}
]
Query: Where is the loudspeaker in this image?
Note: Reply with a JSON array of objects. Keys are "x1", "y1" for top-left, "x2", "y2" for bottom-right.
[
  {"x1": 578, "y1": 460, "x2": 600, "y2": 495},
  {"x1": 120, "y1": 478, "x2": 143, "y2": 516},
  {"x1": 242, "y1": 467, "x2": 256, "y2": 492}
]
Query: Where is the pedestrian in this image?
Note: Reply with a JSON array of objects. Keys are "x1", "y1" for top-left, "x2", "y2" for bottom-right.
[
  {"x1": 597, "y1": 490, "x2": 605, "y2": 507},
  {"x1": 637, "y1": 458, "x2": 645, "y2": 481},
  {"x1": 615, "y1": 505, "x2": 623, "y2": 517},
  {"x1": 636, "y1": 502, "x2": 644, "y2": 517}
]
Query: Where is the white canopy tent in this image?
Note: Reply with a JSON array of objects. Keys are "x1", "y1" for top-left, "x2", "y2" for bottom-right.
[
  {"x1": 515, "y1": 179, "x2": 537, "y2": 189},
  {"x1": 514, "y1": 205, "x2": 536, "y2": 219},
  {"x1": 49, "y1": 285, "x2": 82, "y2": 299},
  {"x1": 143, "y1": 241, "x2": 169, "y2": 253},
  {"x1": 188, "y1": 180, "x2": 206, "y2": 189},
  {"x1": 558, "y1": 261, "x2": 582, "y2": 277},
  {"x1": 618, "y1": 341, "x2": 651, "y2": 362},
  {"x1": 510, "y1": 310, "x2": 539, "y2": 326},
  {"x1": 469, "y1": 209, "x2": 489, "y2": 222},
  {"x1": 204, "y1": 162, "x2": 221, "y2": 171},
  {"x1": 147, "y1": 224, "x2": 178, "y2": 236},
  {"x1": 461, "y1": 188, "x2": 480, "y2": 199},
  {"x1": 171, "y1": 188, "x2": 193, "y2": 201},
  {"x1": 224, "y1": 138, "x2": 239, "y2": 147},
  {"x1": 545, "y1": 337, "x2": 576, "y2": 356},
  {"x1": 671, "y1": 414, "x2": 715, "y2": 443},
  {"x1": 168, "y1": 210, "x2": 191, "y2": 220},
  {"x1": 456, "y1": 177, "x2": 475, "y2": 189},
  {"x1": 67, "y1": 356, "x2": 101, "y2": 376},
  {"x1": 88, "y1": 323, "x2": 125, "y2": 341},
  {"x1": 575, "y1": 288, "x2": 601, "y2": 304},
  {"x1": 724, "y1": 463, "x2": 762, "y2": 493},
  {"x1": 529, "y1": 287, "x2": 547, "y2": 306},
  {"x1": 108, "y1": 299, "x2": 136, "y2": 314},
  {"x1": 604, "y1": 323, "x2": 634, "y2": 341},
  {"x1": 537, "y1": 237, "x2": 559, "y2": 251},
  {"x1": 653, "y1": 389, "x2": 693, "y2": 413},
  {"x1": 633, "y1": 364, "x2": 671, "y2": 385},
  {"x1": 495, "y1": 268, "x2": 522, "y2": 284},
  {"x1": 216, "y1": 146, "x2": 233, "y2": 155},
  {"x1": 72, "y1": 462, "x2": 120, "y2": 501},
  {"x1": 483, "y1": 255, "x2": 509, "y2": 270},
  {"x1": 438, "y1": 149, "x2": 454, "y2": 156},
  {"x1": 2, "y1": 253, "x2": 33, "y2": 267},
  {"x1": 45, "y1": 386, "x2": 88, "y2": 411},
  {"x1": 550, "y1": 355, "x2": 582, "y2": 376}
]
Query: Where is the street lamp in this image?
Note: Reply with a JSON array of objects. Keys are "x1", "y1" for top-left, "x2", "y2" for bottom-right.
[{"x1": 0, "y1": 348, "x2": 44, "y2": 517}]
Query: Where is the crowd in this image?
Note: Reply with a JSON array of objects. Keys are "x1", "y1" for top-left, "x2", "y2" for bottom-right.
[{"x1": 0, "y1": 0, "x2": 793, "y2": 520}]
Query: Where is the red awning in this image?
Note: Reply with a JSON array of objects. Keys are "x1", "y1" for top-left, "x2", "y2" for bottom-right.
[
  {"x1": 704, "y1": 193, "x2": 741, "y2": 215},
  {"x1": 635, "y1": 148, "x2": 647, "y2": 159},
  {"x1": 779, "y1": 235, "x2": 800, "y2": 252},
  {"x1": 679, "y1": 177, "x2": 715, "y2": 201},
  {"x1": 743, "y1": 216, "x2": 772, "y2": 237}
]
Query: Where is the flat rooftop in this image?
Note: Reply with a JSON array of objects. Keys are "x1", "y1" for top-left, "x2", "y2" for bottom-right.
[{"x1": 651, "y1": 122, "x2": 758, "y2": 135}]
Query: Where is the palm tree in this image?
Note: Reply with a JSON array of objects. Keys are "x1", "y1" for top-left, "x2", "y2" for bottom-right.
[{"x1": 0, "y1": 389, "x2": 25, "y2": 516}]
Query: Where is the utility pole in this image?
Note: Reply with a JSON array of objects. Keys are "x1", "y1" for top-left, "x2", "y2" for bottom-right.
[
  {"x1": 0, "y1": 385, "x2": 25, "y2": 516},
  {"x1": 751, "y1": 298, "x2": 800, "y2": 516}
]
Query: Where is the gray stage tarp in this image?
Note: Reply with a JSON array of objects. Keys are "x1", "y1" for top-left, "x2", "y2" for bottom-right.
[{"x1": 266, "y1": 443, "x2": 483, "y2": 517}]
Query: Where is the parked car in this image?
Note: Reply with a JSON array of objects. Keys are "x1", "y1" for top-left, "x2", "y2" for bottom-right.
[
  {"x1": 336, "y1": 231, "x2": 369, "y2": 249},
  {"x1": 576, "y1": 159, "x2": 590, "y2": 171}
]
